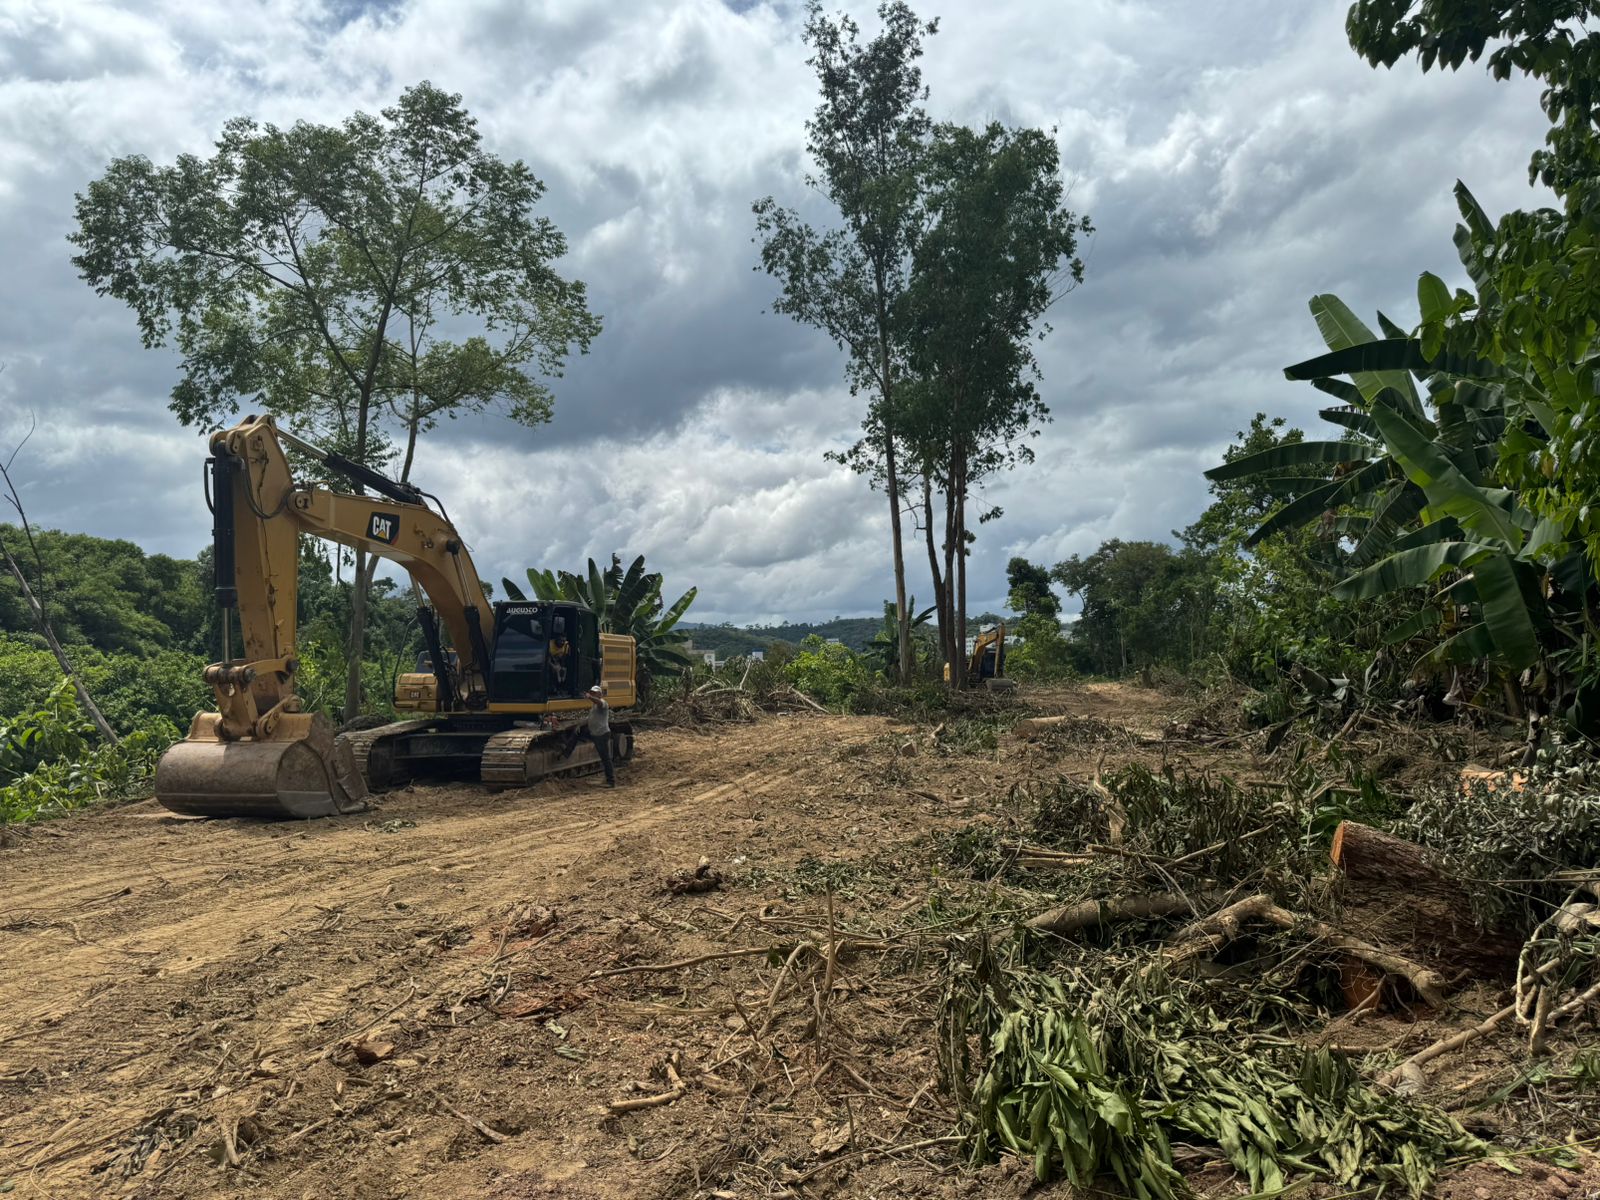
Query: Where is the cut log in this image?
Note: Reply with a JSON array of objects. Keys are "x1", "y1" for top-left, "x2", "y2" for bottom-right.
[{"x1": 1330, "y1": 821, "x2": 1523, "y2": 974}]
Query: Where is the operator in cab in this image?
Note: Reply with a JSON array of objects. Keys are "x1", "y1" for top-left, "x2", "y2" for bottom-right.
[{"x1": 561, "y1": 684, "x2": 617, "y2": 787}]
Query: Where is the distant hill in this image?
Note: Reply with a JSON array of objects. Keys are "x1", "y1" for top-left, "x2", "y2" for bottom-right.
[{"x1": 680, "y1": 617, "x2": 880, "y2": 657}]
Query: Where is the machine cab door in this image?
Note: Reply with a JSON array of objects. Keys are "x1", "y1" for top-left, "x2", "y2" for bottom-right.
[
  {"x1": 490, "y1": 604, "x2": 548, "y2": 703},
  {"x1": 546, "y1": 604, "x2": 585, "y2": 699}
]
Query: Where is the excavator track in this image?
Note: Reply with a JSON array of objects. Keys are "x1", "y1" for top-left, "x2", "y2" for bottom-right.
[
  {"x1": 480, "y1": 724, "x2": 634, "y2": 789},
  {"x1": 338, "y1": 718, "x2": 440, "y2": 791}
]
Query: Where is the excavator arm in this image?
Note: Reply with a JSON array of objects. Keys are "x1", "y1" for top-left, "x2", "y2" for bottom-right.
[{"x1": 157, "y1": 415, "x2": 497, "y2": 817}]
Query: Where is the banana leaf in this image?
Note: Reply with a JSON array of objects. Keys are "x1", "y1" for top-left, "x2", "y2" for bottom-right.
[
  {"x1": 1285, "y1": 338, "x2": 1501, "y2": 384},
  {"x1": 1205, "y1": 441, "x2": 1370, "y2": 483},
  {"x1": 1317, "y1": 406, "x2": 1378, "y2": 438},
  {"x1": 1472, "y1": 554, "x2": 1541, "y2": 668},
  {"x1": 1368, "y1": 402, "x2": 1525, "y2": 551},
  {"x1": 1308, "y1": 295, "x2": 1422, "y2": 413},
  {"x1": 1333, "y1": 540, "x2": 1483, "y2": 601}
]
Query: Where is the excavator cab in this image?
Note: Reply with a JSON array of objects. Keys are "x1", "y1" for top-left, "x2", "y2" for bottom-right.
[
  {"x1": 943, "y1": 623, "x2": 1016, "y2": 691},
  {"x1": 488, "y1": 601, "x2": 595, "y2": 702}
]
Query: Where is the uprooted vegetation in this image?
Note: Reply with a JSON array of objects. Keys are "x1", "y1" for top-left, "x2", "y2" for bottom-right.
[{"x1": 584, "y1": 704, "x2": 1600, "y2": 1197}]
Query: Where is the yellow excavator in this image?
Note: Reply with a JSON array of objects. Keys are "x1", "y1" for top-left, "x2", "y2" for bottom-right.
[
  {"x1": 154, "y1": 415, "x2": 637, "y2": 819},
  {"x1": 945, "y1": 622, "x2": 1016, "y2": 691}
]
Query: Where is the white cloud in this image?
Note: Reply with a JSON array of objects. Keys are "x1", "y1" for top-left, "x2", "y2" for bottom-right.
[{"x1": 0, "y1": 0, "x2": 1562, "y2": 623}]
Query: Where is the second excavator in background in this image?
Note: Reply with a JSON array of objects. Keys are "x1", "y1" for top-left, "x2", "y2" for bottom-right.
[
  {"x1": 946, "y1": 622, "x2": 1016, "y2": 691},
  {"x1": 154, "y1": 415, "x2": 637, "y2": 820}
]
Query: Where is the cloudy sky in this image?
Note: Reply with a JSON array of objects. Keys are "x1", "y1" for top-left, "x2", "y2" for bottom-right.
[{"x1": 0, "y1": 0, "x2": 1555, "y2": 624}]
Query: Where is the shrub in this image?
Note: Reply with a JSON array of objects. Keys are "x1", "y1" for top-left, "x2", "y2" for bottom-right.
[
  {"x1": 784, "y1": 635, "x2": 871, "y2": 707},
  {"x1": 0, "y1": 681, "x2": 165, "y2": 822}
]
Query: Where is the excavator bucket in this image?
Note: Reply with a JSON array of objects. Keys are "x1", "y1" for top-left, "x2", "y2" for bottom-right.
[{"x1": 155, "y1": 712, "x2": 368, "y2": 819}]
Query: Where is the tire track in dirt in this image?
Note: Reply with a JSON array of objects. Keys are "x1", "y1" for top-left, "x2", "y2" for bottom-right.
[{"x1": 0, "y1": 716, "x2": 884, "y2": 1195}]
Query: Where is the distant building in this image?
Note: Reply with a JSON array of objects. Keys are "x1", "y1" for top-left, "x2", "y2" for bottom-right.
[{"x1": 749, "y1": 650, "x2": 765, "y2": 662}]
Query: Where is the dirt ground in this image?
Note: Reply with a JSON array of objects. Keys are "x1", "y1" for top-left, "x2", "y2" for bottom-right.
[{"x1": 1, "y1": 683, "x2": 1595, "y2": 1199}]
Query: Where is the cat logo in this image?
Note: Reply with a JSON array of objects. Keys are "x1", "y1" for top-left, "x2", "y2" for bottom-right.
[{"x1": 367, "y1": 512, "x2": 398, "y2": 545}]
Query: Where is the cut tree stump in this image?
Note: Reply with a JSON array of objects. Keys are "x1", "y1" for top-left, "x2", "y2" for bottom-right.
[{"x1": 1329, "y1": 821, "x2": 1522, "y2": 975}]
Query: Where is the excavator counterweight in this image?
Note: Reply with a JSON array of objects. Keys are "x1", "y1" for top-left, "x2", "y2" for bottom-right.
[{"x1": 155, "y1": 416, "x2": 637, "y2": 819}]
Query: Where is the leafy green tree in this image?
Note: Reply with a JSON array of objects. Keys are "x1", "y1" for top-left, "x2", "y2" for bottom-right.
[
  {"x1": 754, "y1": 1, "x2": 937, "y2": 684},
  {"x1": 1344, "y1": 4, "x2": 1600, "y2": 590},
  {"x1": 900, "y1": 122, "x2": 1089, "y2": 678},
  {"x1": 505, "y1": 554, "x2": 696, "y2": 691},
  {"x1": 0, "y1": 525, "x2": 209, "y2": 654},
  {"x1": 1006, "y1": 557, "x2": 1060, "y2": 621},
  {"x1": 1053, "y1": 541, "x2": 1217, "y2": 676},
  {"x1": 71, "y1": 81, "x2": 601, "y2": 719}
]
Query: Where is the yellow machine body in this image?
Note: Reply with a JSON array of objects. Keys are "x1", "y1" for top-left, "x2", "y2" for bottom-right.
[
  {"x1": 156, "y1": 415, "x2": 639, "y2": 819},
  {"x1": 944, "y1": 622, "x2": 1014, "y2": 690}
]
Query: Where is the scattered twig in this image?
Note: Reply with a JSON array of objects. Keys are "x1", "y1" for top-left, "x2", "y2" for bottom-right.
[
  {"x1": 610, "y1": 1058, "x2": 687, "y2": 1113},
  {"x1": 438, "y1": 1098, "x2": 509, "y2": 1143},
  {"x1": 589, "y1": 945, "x2": 782, "y2": 980}
]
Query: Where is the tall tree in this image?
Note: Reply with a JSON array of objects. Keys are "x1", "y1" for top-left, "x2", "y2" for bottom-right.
[
  {"x1": 70, "y1": 82, "x2": 601, "y2": 718},
  {"x1": 754, "y1": 1, "x2": 937, "y2": 683},
  {"x1": 1006, "y1": 556, "x2": 1060, "y2": 621},
  {"x1": 900, "y1": 121, "x2": 1089, "y2": 680}
]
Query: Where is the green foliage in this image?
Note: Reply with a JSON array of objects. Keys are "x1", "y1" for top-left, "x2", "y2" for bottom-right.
[
  {"x1": 1004, "y1": 612, "x2": 1080, "y2": 682},
  {"x1": 70, "y1": 81, "x2": 599, "y2": 454},
  {"x1": 1398, "y1": 737, "x2": 1600, "y2": 931},
  {"x1": 678, "y1": 617, "x2": 880, "y2": 658},
  {"x1": 783, "y1": 635, "x2": 871, "y2": 707},
  {"x1": 1054, "y1": 540, "x2": 1216, "y2": 677},
  {"x1": 866, "y1": 597, "x2": 936, "y2": 676},
  {"x1": 1005, "y1": 557, "x2": 1059, "y2": 620},
  {"x1": 0, "y1": 682, "x2": 164, "y2": 823},
  {"x1": 0, "y1": 525, "x2": 208, "y2": 654},
  {"x1": 950, "y1": 964, "x2": 1481, "y2": 1197},
  {"x1": 0, "y1": 636, "x2": 206, "y2": 735}
]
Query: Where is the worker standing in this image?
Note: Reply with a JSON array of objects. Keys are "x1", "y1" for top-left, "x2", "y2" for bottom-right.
[{"x1": 561, "y1": 684, "x2": 617, "y2": 786}]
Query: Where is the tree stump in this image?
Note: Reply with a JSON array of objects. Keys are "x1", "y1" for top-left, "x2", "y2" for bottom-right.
[{"x1": 1330, "y1": 821, "x2": 1522, "y2": 976}]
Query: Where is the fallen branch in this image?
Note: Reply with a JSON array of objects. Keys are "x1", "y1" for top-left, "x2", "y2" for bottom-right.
[
  {"x1": 1253, "y1": 903, "x2": 1447, "y2": 1008},
  {"x1": 1162, "y1": 893, "x2": 1276, "y2": 966},
  {"x1": 1377, "y1": 955, "x2": 1571, "y2": 1086},
  {"x1": 1378, "y1": 1002, "x2": 1516, "y2": 1088},
  {"x1": 589, "y1": 945, "x2": 781, "y2": 980},
  {"x1": 1028, "y1": 890, "x2": 1227, "y2": 937}
]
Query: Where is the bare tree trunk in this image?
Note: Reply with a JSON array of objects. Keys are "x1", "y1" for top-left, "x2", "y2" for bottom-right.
[
  {"x1": 883, "y1": 432, "x2": 912, "y2": 684},
  {"x1": 344, "y1": 393, "x2": 376, "y2": 721},
  {"x1": 942, "y1": 471, "x2": 959, "y2": 685},
  {"x1": 0, "y1": 538, "x2": 118, "y2": 746},
  {"x1": 956, "y1": 444, "x2": 968, "y2": 685},
  {"x1": 920, "y1": 477, "x2": 948, "y2": 677}
]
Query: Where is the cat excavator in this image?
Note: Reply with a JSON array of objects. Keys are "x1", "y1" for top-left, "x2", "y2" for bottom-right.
[
  {"x1": 154, "y1": 415, "x2": 636, "y2": 819},
  {"x1": 945, "y1": 622, "x2": 1016, "y2": 691}
]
